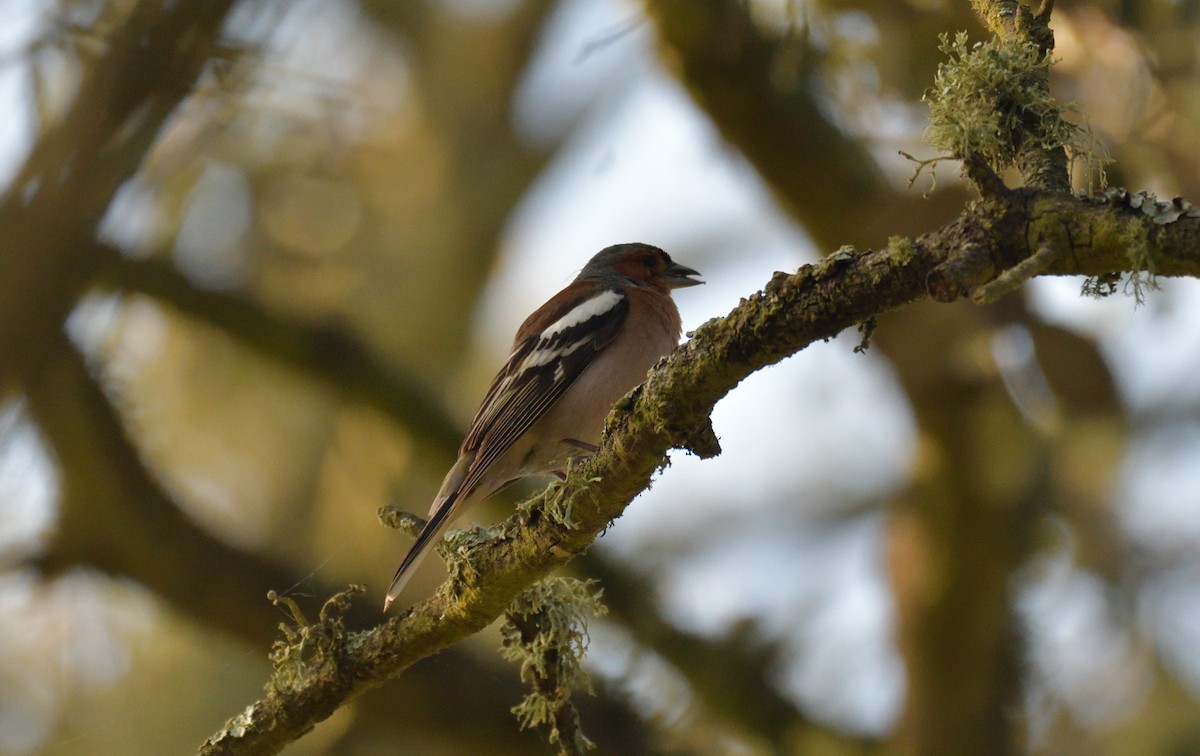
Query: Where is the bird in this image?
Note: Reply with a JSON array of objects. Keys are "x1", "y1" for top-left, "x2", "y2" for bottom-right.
[{"x1": 384, "y1": 243, "x2": 703, "y2": 611}]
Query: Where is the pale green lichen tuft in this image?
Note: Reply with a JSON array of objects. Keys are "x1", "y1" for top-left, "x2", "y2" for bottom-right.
[
  {"x1": 888, "y1": 235, "x2": 916, "y2": 261},
  {"x1": 924, "y1": 32, "x2": 1107, "y2": 188},
  {"x1": 1121, "y1": 221, "x2": 1158, "y2": 306},
  {"x1": 500, "y1": 577, "x2": 608, "y2": 752},
  {"x1": 439, "y1": 524, "x2": 496, "y2": 601},
  {"x1": 204, "y1": 703, "x2": 260, "y2": 745},
  {"x1": 1081, "y1": 187, "x2": 1187, "y2": 302},
  {"x1": 266, "y1": 585, "x2": 364, "y2": 691},
  {"x1": 516, "y1": 462, "x2": 602, "y2": 531}
]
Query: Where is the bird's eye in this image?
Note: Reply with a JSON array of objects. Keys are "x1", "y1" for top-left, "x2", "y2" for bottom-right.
[{"x1": 641, "y1": 254, "x2": 657, "y2": 268}]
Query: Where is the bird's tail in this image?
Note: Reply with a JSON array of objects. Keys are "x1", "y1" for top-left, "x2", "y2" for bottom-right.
[{"x1": 383, "y1": 491, "x2": 458, "y2": 612}]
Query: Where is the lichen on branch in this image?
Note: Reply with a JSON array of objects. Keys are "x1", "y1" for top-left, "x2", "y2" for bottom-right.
[
  {"x1": 197, "y1": 182, "x2": 1200, "y2": 755},
  {"x1": 501, "y1": 577, "x2": 608, "y2": 754},
  {"x1": 923, "y1": 31, "x2": 1105, "y2": 187}
]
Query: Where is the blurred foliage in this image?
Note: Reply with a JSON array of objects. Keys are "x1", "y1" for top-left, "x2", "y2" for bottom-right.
[{"x1": 2, "y1": 0, "x2": 1200, "y2": 754}]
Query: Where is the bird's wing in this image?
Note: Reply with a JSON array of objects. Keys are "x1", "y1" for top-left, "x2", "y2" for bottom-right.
[{"x1": 458, "y1": 286, "x2": 629, "y2": 495}]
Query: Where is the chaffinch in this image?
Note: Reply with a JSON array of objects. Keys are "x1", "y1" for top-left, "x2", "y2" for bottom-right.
[{"x1": 384, "y1": 243, "x2": 702, "y2": 610}]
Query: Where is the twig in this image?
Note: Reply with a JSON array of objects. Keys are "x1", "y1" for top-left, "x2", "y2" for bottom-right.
[{"x1": 971, "y1": 243, "x2": 1058, "y2": 304}]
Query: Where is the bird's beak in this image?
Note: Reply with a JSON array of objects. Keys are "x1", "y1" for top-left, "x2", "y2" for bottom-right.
[{"x1": 663, "y1": 261, "x2": 704, "y2": 288}]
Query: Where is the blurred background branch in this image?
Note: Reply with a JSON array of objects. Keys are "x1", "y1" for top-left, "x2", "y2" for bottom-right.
[
  {"x1": 90, "y1": 242, "x2": 463, "y2": 455},
  {"x1": 644, "y1": 0, "x2": 974, "y2": 247}
]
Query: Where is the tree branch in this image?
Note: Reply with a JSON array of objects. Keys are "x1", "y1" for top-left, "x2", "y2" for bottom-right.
[
  {"x1": 0, "y1": 1, "x2": 240, "y2": 380},
  {"x1": 969, "y1": 0, "x2": 1070, "y2": 191},
  {"x1": 199, "y1": 187, "x2": 1200, "y2": 754},
  {"x1": 90, "y1": 244, "x2": 463, "y2": 456},
  {"x1": 642, "y1": 0, "x2": 971, "y2": 248},
  {"x1": 579, "y1": 554, "x2": 863, "y2": 750},
  {"x1": 20, "y1": 330, "x2": 385, "y2": 638}
]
